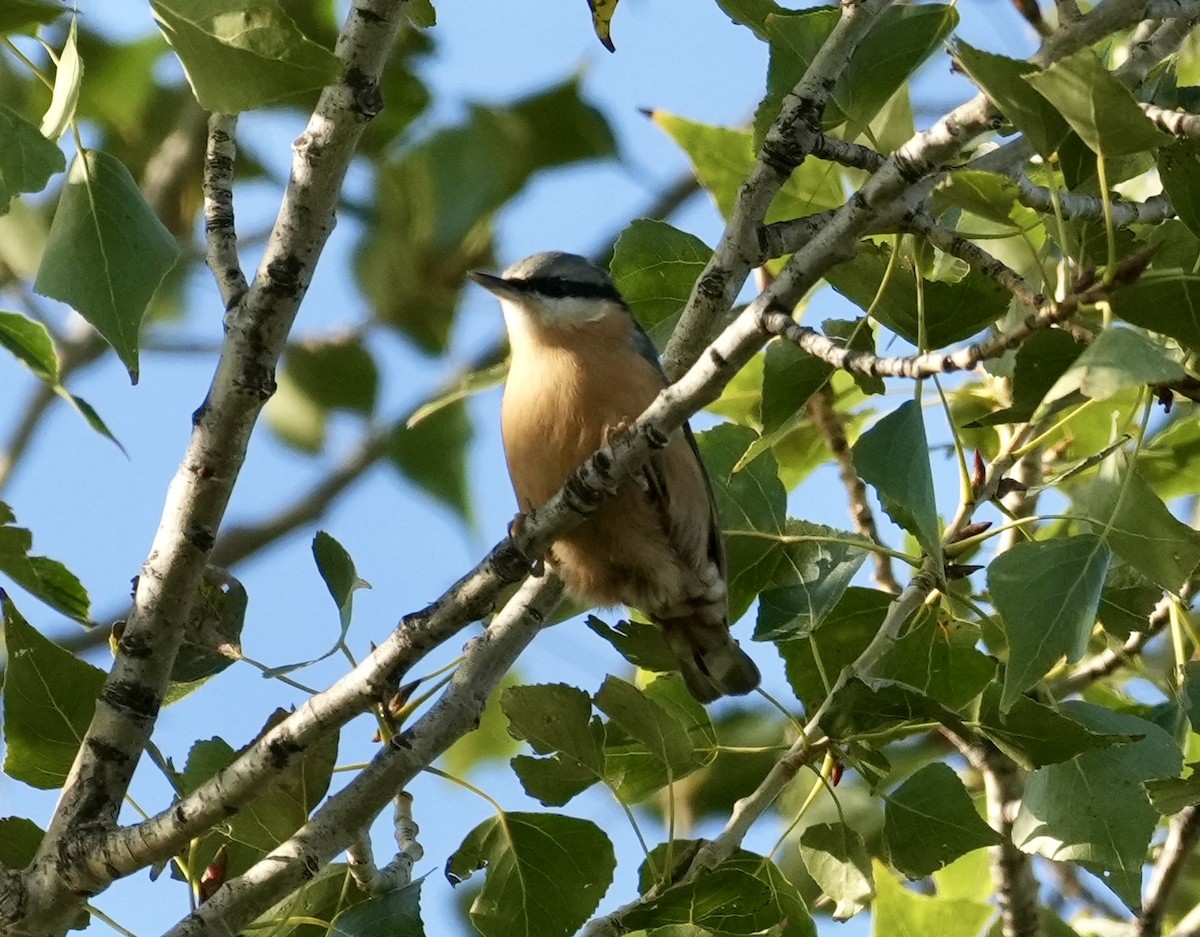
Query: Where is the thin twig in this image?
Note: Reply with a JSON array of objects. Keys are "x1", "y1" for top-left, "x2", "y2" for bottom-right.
[
  {"x1": 203, "y1": 113, "x2": 248, "y2": 309},
  {"x1": 1140, "y1": 807, "x2": 1200, "y2": 937}
]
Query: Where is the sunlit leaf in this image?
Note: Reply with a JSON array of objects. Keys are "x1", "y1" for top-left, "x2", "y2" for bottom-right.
[
  {"x1": 40, "y1": 18, "x2": 81, "y2": 140},
  {"x1": 800, "y1": 823, "x2": 873, "y2": 920}
]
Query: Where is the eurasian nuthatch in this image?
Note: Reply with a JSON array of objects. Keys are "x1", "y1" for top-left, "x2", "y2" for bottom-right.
[{"x1": 470, "y1": 252, "x2": 760, "y2": 702}]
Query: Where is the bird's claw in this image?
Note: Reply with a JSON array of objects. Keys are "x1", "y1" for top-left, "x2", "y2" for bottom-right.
[{"x1": 506, "y1": 511, "x2": 546, "y2": 576}]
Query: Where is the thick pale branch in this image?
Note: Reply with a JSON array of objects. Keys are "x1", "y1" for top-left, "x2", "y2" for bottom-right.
[
  {"x1": 164, "y1": 574, "x2": 564, "y2": 936},
  {"x1": 11, "y1": 3, "x2": 410, "y2": 933}
]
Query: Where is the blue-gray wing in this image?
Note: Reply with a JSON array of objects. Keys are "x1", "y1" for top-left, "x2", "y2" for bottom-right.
[{"x1": 628, "y1": 314, "x2": 727, "y2": 580}]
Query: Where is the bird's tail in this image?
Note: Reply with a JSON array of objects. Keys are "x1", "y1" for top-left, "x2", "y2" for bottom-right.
[{"x1": 657, "y1": 614, "x2": 761, "y2": 703}]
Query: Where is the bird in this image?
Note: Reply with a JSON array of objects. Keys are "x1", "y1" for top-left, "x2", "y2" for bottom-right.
[{"x1": 469, "y1": 251, "x2": 760, "y2": 702}]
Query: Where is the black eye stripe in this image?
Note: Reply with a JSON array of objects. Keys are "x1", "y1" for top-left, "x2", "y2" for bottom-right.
[{"x1": 510, "y1": 275, "x2": 625, "y2": 304}]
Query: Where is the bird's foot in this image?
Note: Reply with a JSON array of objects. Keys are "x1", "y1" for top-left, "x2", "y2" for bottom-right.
[
  {"x1": 602, "y1": 418, "x2": 634, "y2": 447},
  {"x1": 506, "y1": 511, "x2": 546, "y2": 577}
]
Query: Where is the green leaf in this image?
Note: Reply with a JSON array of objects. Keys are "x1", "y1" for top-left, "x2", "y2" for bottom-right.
[
  {"x1": 502, "y1": 683, "x2": 605, "y2": 807},
  {"x1": 1158, "y1": 141, "x2": 1200, "y2": 239},
  {"x1": 446, "y1": 812, "x2": 615, "y2": 937},
  {"x1": 1140, "y1": 411, "x2": 1200, "y2": 500},
  {"x1": 930, "y1": 169, "x2": 1038, "y2": 229},
  {"x1": 181, "y1": 716, "x2": 338, "y2": 878},
  {"x1": 0, "y1": 816, "x2": 43, "y2": 867},
  {"x1": 256, "y1": 864, "x2": 368, "y2": 937},
  {"x1": 694, "y1": 424, "x2": 788, "y2": 622},
  {"x1": 799, "y1": 823, "x2": 873, "y2": 921},
  {"x1": 623, "y1": 867, "x2": 779, "y2": 934},
  {"x1": 653, "y1": 113, "x2": 842, "y2": 222},
  {"x1": 1042, "y1": 327, "x2": 1185, "y2": 410},
  {"x1": 1187, "y1": 663, "x2": 1200, "y2": 731},
  {"x1": 1145, "y1": 772, "x2": 1200, "y2": 815},
  {"x1": 826, "y1": 242, "x2": 1010, "y2": 349},
  {"x1": 753, "y1": 520, "x2": 869, "y2": 641},
  {"x1": 970, "y1": 330, "x2": 1085, "y2": 426},
  {"x1": 2, "y1": 592, "x2": 105, "y2": 788},
  {"x1": 1024, "y1": 50, "x2": 1170, "y2": 158},
  {"x1": 282, "y1": 336, "x2": 379, "y2": 416},
  {"x1": 611, "y1": 220, "x2": 710, "y2": 349},
  {"x1": 265, "y1": 368, "x2": 327, "y2": 453},
  {"x1": 600, "y1": 675, "x2": 716, "y2": 803},
  {"x1": 883, "y1": 763, "x2": 1001, "y2": 878},
  {"x1": 586, "y1": 615, "x2": 678, "y2": 674},
  {"x1": 0, "y1": 310, "x2": 58, "y2": 382},
  {"x1": 1098, "y1": 561, "x2": 1160, "y2": 639},
  {"x1": 714, "y1": 0, "x2": 788, "y2": 39},
  {"x1": 820, "y1": 678, "x2": 960, "y2": 740},
  {"x1": 386, "y1": 399, "x2": 474, "y2": 523},
  {"x1": 752, "y1": 8, "x2": 840, "y2": 144},
  {"x1": 313, "y1": 531, "x2": 369, "y2": 630},
  {"x1": 989, "y1": 535, "x2": 1109, "y2": 711},
  {"x1": 1107, "y1": 270, "x2": 1200, "y2": 355},
  {"x1": 34, "y1": 150, "x2": 179, "y2": 383},
  {"x1": 760, "y1": 341, "x2": 832, "y2": 433},
  {"x1": 777, "y1": 587, "x2": 892, "y2": 714},
  {"x1": 824, "y1": 4, "x2": 958, "y2": 136},
  {"x1": 953, "y1": 42, "x2": 1070, "y2": 157},
  {"x1": 331, "y1": 879, "x2": 425, "y2": 937},
  {"x1": 595, "y1": 676, "x2": 696, "y2": 778},
  {"x1": 0, "y1": 0, "x2": 68, "y2": 33},
  {"x1": 0, "y1": 108, "x2": 65, "y2": 214},
  {"x1": 167, "y1": 566, "x2": 246, "y2": 699},
  {"x1": 1081, "y1": 453, "x2": 1200, "y2": 590},
  {"x1": 872, "y1": 864, "x2": 994, "y2": 937},
  {"x1": 863, "y1": 617, "x2": 994, "y2": 710},
  {"x1": 977, "y1": 682, "x2": 1128, "y2": 768},
  {"x1": 151, "y1": 0, "x2": 341, "y2": 113},
  {"x1": 852, "y1": 401, "x2": 939, "y2": 557},
  {"x1": 0, "y1": 503, "x2": 90, "y2": 622},
  {"x1": 40, "y1": 18, "x2": 81, "y2": 140},
  {"x1": 1013, "y1": 702, "x2": 1182, "y2": 909}
]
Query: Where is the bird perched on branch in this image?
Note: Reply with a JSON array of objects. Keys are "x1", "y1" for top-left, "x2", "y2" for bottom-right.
[{"x1": 469, "y1": 252, "x2": 760, "y2": 702}]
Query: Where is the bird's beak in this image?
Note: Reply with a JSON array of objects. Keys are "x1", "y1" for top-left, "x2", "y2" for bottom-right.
[{"x1": 468, "y1": 270, "x2": 521, "y2": 299}]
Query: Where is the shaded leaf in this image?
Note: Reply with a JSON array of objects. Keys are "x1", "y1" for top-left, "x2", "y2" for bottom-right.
[
  {"x1": 151, "y1": 0, "x2": 341, "y2": 112},
  {"x1": 778, "y1": 587, "x2": 892, "y2": 714},
  {"x1": 1043, "y1": 328, "x2": 1185, "y2": 410},
  {"x1": 386, "y1": 399, "x2": 474, "y2": 523},
  {"x1": 2, "y1": 592, "x2": 104, "y2": 789},
  {"x1": 331, "y1": 879, "x2": 425, "y2": 937},
  {"x1": 586, "y1": 615, "x2": 678, "y2": 674},
  {"x1": 953, "y1": 42, "x2": 1070, "y2": 157},
  {"x1": 1081, "y1": 453, "x2": 1200, "y2": 590},
  {"x1": 883, "y1": 763, "x2": 1000, "y2": 878},
  {"x1": 970, "y1": 329, "x2": 1085, "y2": 426},
  {"x1": 1013, "y1": 702, "x2": 1182, "y2": 909},
  {"x1": 588, "y1": 0, "x2": 618, "y2": 52},
  {"x1": 0, "y1": 107, "x2": 65, "y2": 213},
  {"x1": 799, "y1": 823, "x2": 873, "y2": 920},
  {"x1": 166, "y1": 566, "x2": 246, "y2": 700},
  {"x1": 1145, "y1": 771, "x2": 1200, "y2": 815},
  {"x1": 283, "y1": 336, "x2": 379, "y2": 416},
  {"x1": 313, "y1": 531, "x2": 370, "y2": 632},
  {"x1": 446, "y1": 812, "x2": 615, "y2": 937},
  {"x1": 863, "y1": 618, "x2": 994, "y2": 710},
  {"x1": 255, "y1": 864, "x2": 368, "y2": 937},
  {"x1": 852, "y1": 400, "x2": 939, "y2": 557},
  {"x1": 35, "y1": 150, "x2": 179, "y2": 383},
  {"x1": 931, "y1": 170, "x2": 1038, "y2": 229},
  {"x1": 1158, "y1": 140, "x2": 1200, "y2": 239},
  {"x1": 611, "y1": 220, "x2": 710, "y2": 349},
  {"x1": 1107, "y1": 269, "x2": 1200, "y2": 355},
  {"x1": 977, "y1": 682, "x2": 1128, "y2": 768},
  {"x1": 1025, "y1": 49, "x2": 1170, "y2": 157},
  {"x1": 826, "y1": 242, "x2": 1010, "y2": 349},
  {"x1": 753, "y1": 520, "x2": 869, "y2": 641},
  {"x1": 695, "y1": 424, "x2": 788, "y2": 621},
  {"x1": 502, "y1": 682, "x2": 605, "y2": 807},
  {"x1": 623, "y1": 867, "x2": 778, "y2": 934},
  {"x1": 989, "y1": 535, "x2": 1110, "y2": 711},
  {"x1": 0, "y1": 0, "x2": 68, "y2": 33},
  {"x1": 0, "y1": 502, "x2": 90, "y2": 622},
  {"x1": 761, "y1": 340, "x2": 832, "y2": 433}
]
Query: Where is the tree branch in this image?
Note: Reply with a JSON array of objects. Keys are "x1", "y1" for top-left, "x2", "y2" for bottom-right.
[
  {"x1": 164, "y1": 573, "x2": 564, "y2": 936},
  {"x1": 662, "y1": 0, "x2": 894, "y2": 379},
  {"x1": 202, "y1": 113, "x2": 248, "y2": 309},
  {"x1": 10, "y1": 3, "x2": 411, "y2": 932},
  {"x1": 1139, "y1": 807, "x2": 1200, "y2": 937}
]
